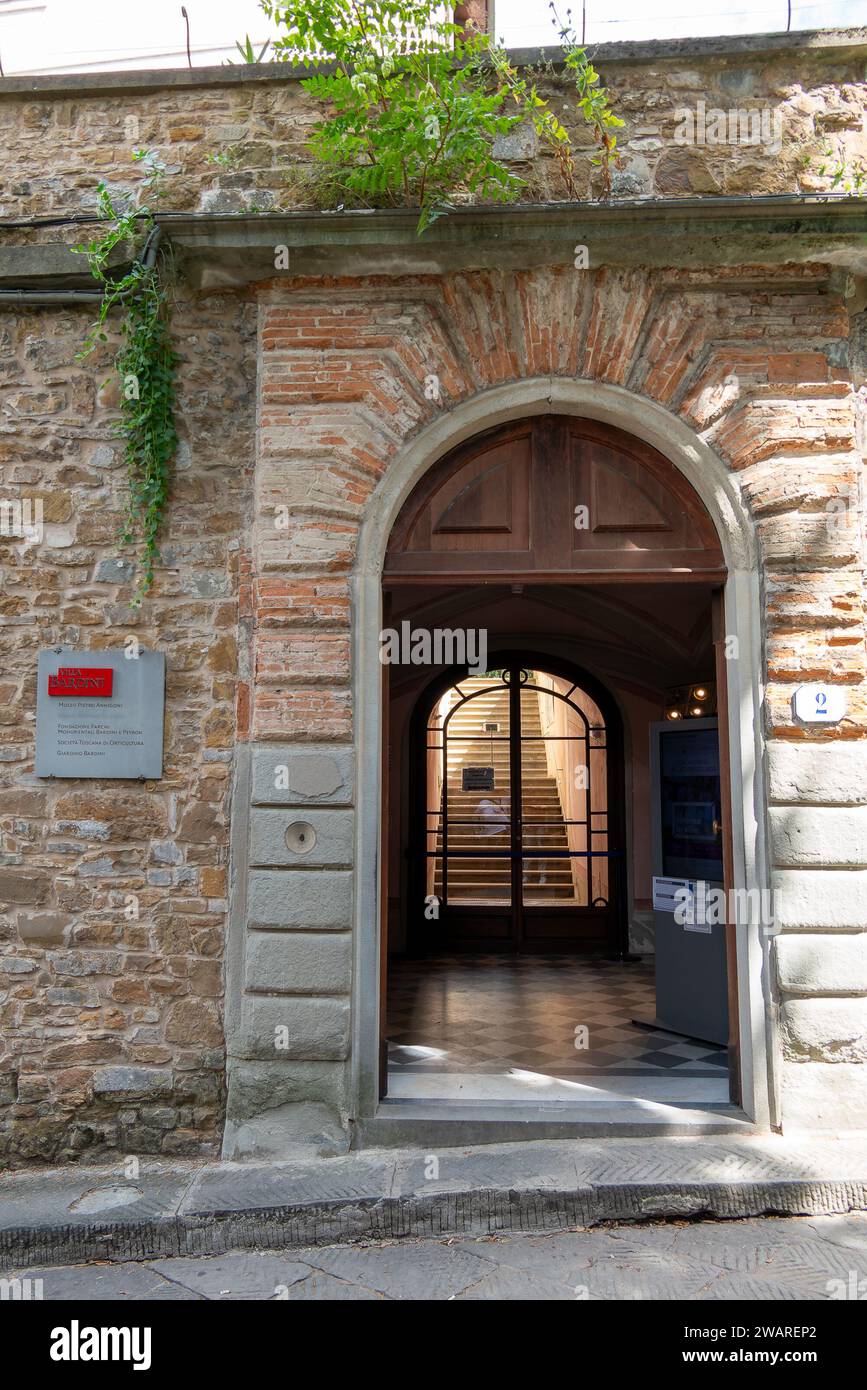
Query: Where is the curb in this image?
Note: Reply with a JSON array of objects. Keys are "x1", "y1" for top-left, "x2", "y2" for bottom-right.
[{"x1": 4, "y1": 1180, "x2": 867, "y2": 1271}]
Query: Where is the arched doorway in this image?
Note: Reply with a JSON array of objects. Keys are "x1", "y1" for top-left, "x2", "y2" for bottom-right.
[
  {"x1": 377, "y1": 413, "x2": 740, "y2": 1109},
  {"x1": 352, "y1": 387, "x2": 770, "y2": 1131},
  {"x1": 413, "y1": 653, "x2": 626, "y2": 954}
]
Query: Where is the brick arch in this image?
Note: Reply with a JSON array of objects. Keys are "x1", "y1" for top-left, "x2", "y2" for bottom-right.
[
  {"x1": 258, "y1": 262, "x2": 858, "y2": 674},
  {"x1": 232, "y1": 265, "x2": 863, "y2": 1142}
]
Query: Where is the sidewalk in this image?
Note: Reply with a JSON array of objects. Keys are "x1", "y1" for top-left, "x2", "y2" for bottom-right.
[
  {"x1": 3, "y1": 1132, "x2": 867, "y2": 1272},
  {"x1": 9, "y1": 1216, "x2": 867, "y2": 1300}
]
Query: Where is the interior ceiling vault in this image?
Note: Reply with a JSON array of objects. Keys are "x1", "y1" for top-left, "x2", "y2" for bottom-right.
[{"x1": 385, "y1": 582, "x2": 716, "y2": 700}]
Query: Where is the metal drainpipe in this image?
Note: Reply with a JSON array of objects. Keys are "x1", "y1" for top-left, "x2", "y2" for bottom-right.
[{"x1": 0, "y1": 225, "x2": 163, "y2": 305}]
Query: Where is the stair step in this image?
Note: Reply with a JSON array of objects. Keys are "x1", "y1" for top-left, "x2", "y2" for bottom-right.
[
  {"x1": 433, "y1": 888, "x2": 576, "y2": 901},
  {"x1": 436, "y1": 869, "x2": 575, "y2": 881}
]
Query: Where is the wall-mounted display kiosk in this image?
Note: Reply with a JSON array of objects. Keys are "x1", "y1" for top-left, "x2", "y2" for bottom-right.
[{"x1": 648, "y1": 718, "x2": 729, "y2": 1047}]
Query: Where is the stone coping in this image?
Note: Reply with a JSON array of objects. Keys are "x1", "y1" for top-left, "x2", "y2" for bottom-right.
[
  {"x1": 2, "y1": 195, "x2": 866, "y2": 289},
  {"x1": 2, "y1": 1134, "x2": 867, "y2": 1270},
  {"x1": 0, "y1": 28, "x2": 865, "y2": 99}
]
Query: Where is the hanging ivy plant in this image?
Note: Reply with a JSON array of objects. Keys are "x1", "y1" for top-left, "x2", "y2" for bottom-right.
[{"x1": 74, "y1": 152, "x2": 178, "y2": 607}]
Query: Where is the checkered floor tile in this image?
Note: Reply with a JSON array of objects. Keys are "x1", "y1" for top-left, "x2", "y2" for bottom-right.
[{"x1": 387, "y1": 954, "x2": 728, "y2": 1078}]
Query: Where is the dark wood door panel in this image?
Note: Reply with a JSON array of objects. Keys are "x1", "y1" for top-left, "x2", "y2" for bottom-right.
[{"x1": 386, "y1": 416, "x2": 725, "y2": 578}]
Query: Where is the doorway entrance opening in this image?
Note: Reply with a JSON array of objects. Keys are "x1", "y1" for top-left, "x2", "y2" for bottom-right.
[
  {"x1": 423, "y1": 660, "x2": 623, "y2": 953},
  {"x1": 377, "y1": 412, "x2": 742, "y2": 1117}
]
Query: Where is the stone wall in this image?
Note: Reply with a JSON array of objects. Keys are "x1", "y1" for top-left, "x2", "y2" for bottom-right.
[
  {"x1": 0, "y1": 291, "x2": 256, "y2": 1162},
  {"x1": 0, "y1": 31, "x2": 864, "y2": 224}
]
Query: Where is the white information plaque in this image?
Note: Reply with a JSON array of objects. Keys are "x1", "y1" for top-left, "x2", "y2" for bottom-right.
[
  {"x1": 652, "y1": 875, "x2": 694, "y2": 913},
  {"x1": 35, "y1": 647, "x2": 165, "y2": 779}
]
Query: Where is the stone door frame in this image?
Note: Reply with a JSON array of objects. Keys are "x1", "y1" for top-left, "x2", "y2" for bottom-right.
[{"x1": 353, "y1": 377, "x2": 774, "y2": 1129}]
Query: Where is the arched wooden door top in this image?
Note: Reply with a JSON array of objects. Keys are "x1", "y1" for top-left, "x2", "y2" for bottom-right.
[{"x1": 385, "y1": 416, "x2": 726, "y2": 581}]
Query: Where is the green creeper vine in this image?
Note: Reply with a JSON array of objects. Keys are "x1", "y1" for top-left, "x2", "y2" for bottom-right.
[
  {"x1": 815, "y1": 142, "x2": 867, "y2": 195},
  {"x1": 74, "y1": 152, "x2": 177, "y2": 606}
]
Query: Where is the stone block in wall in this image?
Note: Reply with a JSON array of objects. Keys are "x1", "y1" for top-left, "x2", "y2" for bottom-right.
[
  {"x1": 223, "y1": 1101, "x2": 349, "y2": 1160},
  {"x1": 239, "y1": 995, "x2": 350, "y2": 1061},
  {"x1": 245, "y1": 932, "x2": 351, "y2": 995},
  {"x1": 769, "y1": 806, "x2": 867, "y2": 866},
  {"x1": 223, "y1": 1059, "x2": 348, "y2": 1121},
  {"x1": 772, "y1": 869, "x2": 867, "y2": 929},
  {"x1": 92, "y1": 1066, "x2": 173, "y2": 1097},
  {"x1": 0, "y1": 869, "x2": 52, "y2": 905},
  {"x1": 251, "y1": 745, "x2": 354, "y2": 806},
  {"x1": 493, "y1": 121, "x2": 538, "y2": 161},
  {"x1": 249, "y1": 809, "x2": 353, "y2": 868},
  {"x1": 767, "y1": 741, "x2": 867, "y2": 805},
  {"x1": 774, "y1": 932, "x2": 867, "y2": 995},
  {"x1": 247, "y1": 869, "x2": 352, "y2": 930},
  {"x1": 780, "y1": 996, "x2": 867, "y2": 1062},
  {"x1": 779, "y1": 1060, "x2": 867, "y2": 1130},
  {"x1": 16, "y1": 911, "x2": 69, "y2": 946}
]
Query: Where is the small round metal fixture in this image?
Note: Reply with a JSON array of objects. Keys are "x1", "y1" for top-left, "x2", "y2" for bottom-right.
[{"x1": 285, "y1": 821, "x2": 316, "y2": 855}]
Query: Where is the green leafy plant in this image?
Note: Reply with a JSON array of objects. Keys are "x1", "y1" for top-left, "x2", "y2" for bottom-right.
[
  {"x1": 73, "y1": 152, "x2": 177, "y2": 606},
  {"x1": 488, "y1": 41, "x2": 579, "y2": 197},
  {"x1": 816, "y1": 142, "x2": 867, "y2": 195},
  {"x1": 549, "y1": 3, "x2": 624, "y2": 196},
  {"x1": 261, "y1": 1, "x2": 623, "y2": 228},
  {"x1": 262, "y1": 0, "x2": 550, "y2": 231},
  {"x1": 228, "y1": 33, "x2": 272, "y2": 64}
]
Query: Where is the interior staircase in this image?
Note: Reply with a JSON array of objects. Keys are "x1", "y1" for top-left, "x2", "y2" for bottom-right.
[{"x1": 433, "y1": 677, "x2": 576, "y2": 903}]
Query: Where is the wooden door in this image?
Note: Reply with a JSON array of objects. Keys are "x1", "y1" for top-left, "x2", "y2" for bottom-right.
[{"x1": 386, "y1": 416, "x2": 725, "y2": 582}]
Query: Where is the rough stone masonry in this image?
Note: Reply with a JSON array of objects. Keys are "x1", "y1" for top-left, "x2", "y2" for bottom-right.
[{"x1": 1, "y1": 29, "x2": 866, "y2": 1163}]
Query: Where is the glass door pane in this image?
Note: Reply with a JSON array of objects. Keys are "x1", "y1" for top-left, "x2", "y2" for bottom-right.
[
  {"x1": 519, "y1": 672, "x2": 609, "y2": 909},
  {"x1": 435, "y1": 674, "x2": 512, "y2": 907}
]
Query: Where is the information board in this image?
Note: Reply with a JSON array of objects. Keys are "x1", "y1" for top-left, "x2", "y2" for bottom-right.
[{"x1": 35, "y1": 648, "x2": 165, "y2": 779}]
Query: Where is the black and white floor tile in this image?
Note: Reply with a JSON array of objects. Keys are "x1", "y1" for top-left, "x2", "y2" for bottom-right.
[{"x1": 387, "y1": 954, "x2": 728, "y2": 1079}]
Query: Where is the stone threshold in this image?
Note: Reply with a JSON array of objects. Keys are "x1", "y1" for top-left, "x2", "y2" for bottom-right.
[
  {"x1": 355, "y1": 1098, "x2": 751, "y2": 1146},
  {"x1": 2, "y1": 1133, "x2": 866, "y2": 1272}
]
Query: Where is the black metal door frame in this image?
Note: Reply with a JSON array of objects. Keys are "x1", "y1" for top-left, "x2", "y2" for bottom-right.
[{"x1": 410, "y1": 650, "x2": 627, "y2": 956}]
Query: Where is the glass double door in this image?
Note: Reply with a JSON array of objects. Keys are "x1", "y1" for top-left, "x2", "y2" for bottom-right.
[{"x1": 425, "y1": 665, "x2": 619, "y2": 951}]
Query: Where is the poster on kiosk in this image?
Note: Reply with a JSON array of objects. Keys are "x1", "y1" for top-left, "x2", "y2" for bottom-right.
[{"x1": 648, "y1": 718, "x2": 729, "y2": 1047}]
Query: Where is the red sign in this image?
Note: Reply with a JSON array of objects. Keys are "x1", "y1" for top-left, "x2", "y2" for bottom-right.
[{"x1": 48, "y1": 666, "x2": 114, "y2": 698}]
